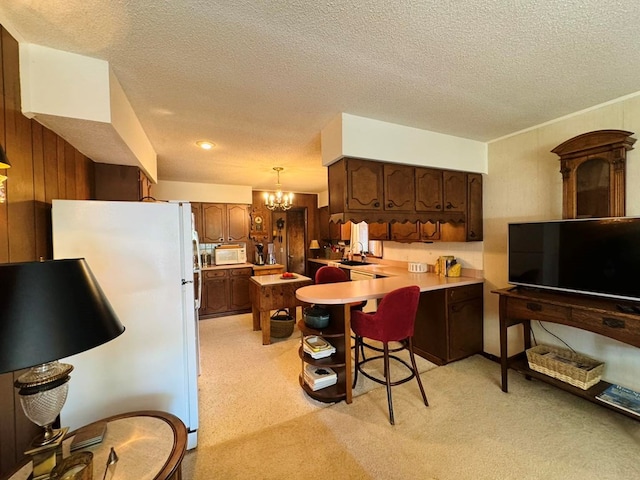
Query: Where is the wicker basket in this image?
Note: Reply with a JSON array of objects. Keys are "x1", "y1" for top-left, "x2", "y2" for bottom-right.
[
  {"x1": 270, "y1": 309, "x2": 295, "y2": 338},
  {"x1": 526, "y1": 345, "x2": 604, "y2": 390}
]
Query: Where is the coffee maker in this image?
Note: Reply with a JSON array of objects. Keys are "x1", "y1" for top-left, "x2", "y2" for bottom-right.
[{"x1": 255, "y1": 244, "x2": 265, "y2": 265}]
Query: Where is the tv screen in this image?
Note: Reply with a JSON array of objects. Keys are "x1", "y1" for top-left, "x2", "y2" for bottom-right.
[{"x1": 508, "y1": 217, "x2": 640, "y2": 302}]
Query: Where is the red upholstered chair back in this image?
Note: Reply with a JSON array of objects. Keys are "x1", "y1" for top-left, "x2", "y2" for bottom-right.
[
  {"x1": 315, "y1": 266, "x2": 349, "y2": 284},
  {"x1": 352, "y1": 285, "x2": 420, "y2": 342}
]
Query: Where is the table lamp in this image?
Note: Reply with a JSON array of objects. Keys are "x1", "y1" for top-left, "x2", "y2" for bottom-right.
[
  {"x1": 309, "y1": 239, "x2": 320, "y2": 258},
  {"x1": 0, "y1": 259, "x2": 125, "y2": 447}
]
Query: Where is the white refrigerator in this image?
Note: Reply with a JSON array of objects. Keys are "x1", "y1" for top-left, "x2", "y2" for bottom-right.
[{"x1": 52, "y1": 199, "x2": 200, "y2": 449}]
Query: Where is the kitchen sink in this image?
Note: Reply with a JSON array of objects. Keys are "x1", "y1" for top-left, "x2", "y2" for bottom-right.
[{"x1": 339, "y1": 260, "x2": 371, "y2": 266}]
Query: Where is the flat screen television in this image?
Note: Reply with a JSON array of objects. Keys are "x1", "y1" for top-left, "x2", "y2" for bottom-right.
[{"x1": 508, "y1": 217, "x2": 640, "y2": 303}]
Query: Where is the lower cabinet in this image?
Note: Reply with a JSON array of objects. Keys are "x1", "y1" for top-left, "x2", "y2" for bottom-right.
[
  {"x1": 413, "y1": 283, "x2": 483, "y2": 365},
  {"x1": 200, "y1": 267, "x2": 252, "y2": 318}
]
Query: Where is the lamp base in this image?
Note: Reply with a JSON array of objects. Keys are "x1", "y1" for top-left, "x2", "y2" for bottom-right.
[
  {"x1": 24, "y1": 427, "x2": 68, "y2": 455},
  {"x1": 24, "y1": 427, "x2": 68, "y2": 479}
]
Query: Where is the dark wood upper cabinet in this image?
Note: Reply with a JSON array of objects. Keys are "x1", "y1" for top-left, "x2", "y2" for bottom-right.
[
  {"x1": 443, "y1": 171, "x2": 466, "y2": 213},
  {"x1": 466, "y1": 173, "x2": 483, "y2": 241},
  {"x1": 345, "y1": 158, "x2": 384, "y2": 211},
  {"x1": 199, "y1": 203, "x2": 249, "y2": 243},
  {"x1": 227, "y1": 204, "x2": 250, "y2": 243},
  {"x1": 368, "y1": 222, "x2": 390, "y2": 240},
  {"x1": 415, "y1": 167, "x2": 444, "y2": 212},
  {"x1": 552, "y1": 130, "x2": 635, "y2": 219},
  {"x1": 328, "y1": 157, "x2": 482, "y2": 241},
  {"x1": 201, "y1": 203, "x2": 226, "y2": 243},
  {"x1": 383, "y1": 164, "x2": 414, "y2": 211}
]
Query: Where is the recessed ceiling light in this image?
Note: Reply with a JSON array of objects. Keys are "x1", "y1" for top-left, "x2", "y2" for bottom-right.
[{"x1": 196, "y1": 141, "x2": 215, "y2": 150}]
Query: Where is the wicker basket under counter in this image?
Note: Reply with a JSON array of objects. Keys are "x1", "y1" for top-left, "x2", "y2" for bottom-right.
[{"x1": 526, "y1": 345, "x2": 604, "y2": 390}]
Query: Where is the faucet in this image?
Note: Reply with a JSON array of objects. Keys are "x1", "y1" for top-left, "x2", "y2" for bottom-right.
[{"x1": 355, "y1": 242, "x2": 367, "y2": 263}]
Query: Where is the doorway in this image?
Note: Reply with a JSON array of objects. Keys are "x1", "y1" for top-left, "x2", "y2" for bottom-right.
[
  {"x1": 271, "y1": 208, "x2": 307, "y2": 274},
  {"x1": 286, "y1": 208, "x2": 307, "y2": 275}
]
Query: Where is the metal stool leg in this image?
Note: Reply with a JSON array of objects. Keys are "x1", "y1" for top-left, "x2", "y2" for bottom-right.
[
  {"x1": 383, "y1": 342, "x2": 395, "y2": 425},
  {"x1": 352, "y1": 335, "x2": 360, "y2": 389},
  {"x1": 408, "y1": 337, "x2": 428, "y2": 406}
]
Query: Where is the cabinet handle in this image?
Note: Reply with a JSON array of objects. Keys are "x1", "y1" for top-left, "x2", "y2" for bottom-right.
[
  {"x1": 374, "y1": 202, "x2": 380, "y2": 207},
  {"x1": 602, "y1": 317, "x2": 625, "y2": 329},
  {"x1": 469, "y1": 231, "x2": 476, "y2": 238},
  {"x1": 387, "y1": 202, "x2": 394, "y2": 208},
  {"x1": 435, "y1": 204, "x2": 441, "y2": 210},
  {"x1": 526, "y1": 302, "x2": 542, "y2": 312},
  {"x1": 219, "y1": 237, "x2": 224, "y2": 241},
  {"x1": 446, "y1": 202, "x2": 454, "y2": 209}
]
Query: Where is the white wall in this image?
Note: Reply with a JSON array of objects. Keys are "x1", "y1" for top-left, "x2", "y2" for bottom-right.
[
  {"x1": 485, "y1": 93, "x2": 640, "y2": 391},
  {"x1": 383, "y1": 241, "x2": 483, "y2": 272},
  {"x1": 152, "y1": 180, "x2": 253, "y2": 204},
  {"x1": 19, "y1": 43, "x2": 158, "y2": 181},
  {"x1": 321, "y1": 113, "x2": 488, "y2": 174}
]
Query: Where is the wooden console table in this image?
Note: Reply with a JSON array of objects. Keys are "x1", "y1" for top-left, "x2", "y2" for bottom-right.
[
  {"x1": 494, "y1": 287, "x2": 640, "y2": 420},
  {"x1": 249, "y1": 273, "x2": 312, "y2": 345}
]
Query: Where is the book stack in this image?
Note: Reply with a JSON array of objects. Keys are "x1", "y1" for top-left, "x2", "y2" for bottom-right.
[
  {"x1": 596, "y1": 384, "x2": 640, "y2": 417},
  {"x1": 303, "y1": 335, "x2": 336, "y2": 359},
  {"x1": 303, "y1": 364, "x2": 337, "y2": 391}
]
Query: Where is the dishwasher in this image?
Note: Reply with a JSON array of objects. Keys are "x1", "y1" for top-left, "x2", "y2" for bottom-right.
[{"x1": 350, "y1": 270, "x2": 377, "y2": 312}]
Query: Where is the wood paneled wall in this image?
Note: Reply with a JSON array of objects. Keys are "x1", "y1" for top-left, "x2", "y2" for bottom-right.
[
  {"x1": 0, "y1": 25, "x2": 95, "y2": 476},
  {"x1": 251, "y1": 191, "x2": 320, "y2": 273}
]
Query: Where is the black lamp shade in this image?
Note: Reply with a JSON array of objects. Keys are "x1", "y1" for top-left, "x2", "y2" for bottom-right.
[{"x1": 0, "y1": 258, "x2": 125, "y2": 374}]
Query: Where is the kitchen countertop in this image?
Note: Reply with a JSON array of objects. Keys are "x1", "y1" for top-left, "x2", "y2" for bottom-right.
[
  {"x1": 252, "y1": 263, "x2": 285, "y2": 271},
  {"x1": 300, "y1": 258, "x2": 483, "y2": 304},
  {"x1": 250, "y1": 273, "x2": 312, "y2": 286}
]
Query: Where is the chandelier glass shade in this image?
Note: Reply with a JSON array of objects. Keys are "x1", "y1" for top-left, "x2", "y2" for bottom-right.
[{"x1": 264, "y1": 167, "x2": 294, "y2": 211}]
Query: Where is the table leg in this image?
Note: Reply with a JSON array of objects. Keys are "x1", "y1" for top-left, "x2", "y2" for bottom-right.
[
  {"x1": 288, "y1": 305, "x2": 297, "y2": 321},
  {"x1": 499, "y1": 296, "x2": 509, "y2": 393},
  {"x1": 252, "y1": 306, "x2": 260, "y2": 331},
  {"x1": 344, "y1": 304, "x2": 353, "y2": 404},
  {"x1": 260, "y1": 310, "x2": 271, "y2": 345}
]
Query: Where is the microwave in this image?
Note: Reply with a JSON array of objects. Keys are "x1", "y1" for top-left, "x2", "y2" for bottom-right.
[{"x1": 214, "y1": 246, "x2": 247, "y2": 265}]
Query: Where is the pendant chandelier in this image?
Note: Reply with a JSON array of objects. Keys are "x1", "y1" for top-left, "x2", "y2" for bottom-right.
[{"x1": 264, "y1": 167, "x2": 294, "y2": 211}]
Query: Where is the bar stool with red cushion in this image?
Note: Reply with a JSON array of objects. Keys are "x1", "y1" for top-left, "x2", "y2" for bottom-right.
[
  {"x1": 351, "y1": 285, "x2": 428, "y2": 425},
  {"x1": 315, "y1": 266, "x2": 366, "y2": 311}
]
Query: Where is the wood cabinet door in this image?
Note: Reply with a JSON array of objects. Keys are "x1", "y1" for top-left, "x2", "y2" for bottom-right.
[
  {"x1": 229, "y1": 268, "x2": 252, "y2": 310},
  {"x1": 318, "y1": 206, "x2": 330, "y2": 242},
  {"x1": 383, "y1": 164, "x2": 414, "y2": 211},
  {"x1": 201, "y1": 203, "x2": 226, "y2": 243},
  {"x1": 415, "y1": 168, "x2": 444, "y2": 212},
  {"x1": 340, "y1": 222, "x2": 351, "y2": 241},
  {"x1": 390, "y1": 222, "x2": 420, "y2": 242},
  {"x1": 419, "y1": 221, "x2": 440, "y2": 241},
  {"x1": 227, "y1": 204, "x2": 249, "y2": 242},
  {"x1": 443, "y1": 171, "x2": 466, "y2": 213},
  {"x1": 368, "y1": 222, "x2": 389, "y2": 240},
  {"x1": 448, "y1": 297, "x2": 483, "y2": 361},
  {"x1": 466, "y1": 173, "x2": 483, "y2": 241},
  {"x1": 329, "y1": 221, "x2": 341, "y2": 242},
  {"x1": 202, "y1": 276, "x2": 229, "y2": 314},
  {"x1": 346, "y1": 159, "x2": 383, "y2": 211}
]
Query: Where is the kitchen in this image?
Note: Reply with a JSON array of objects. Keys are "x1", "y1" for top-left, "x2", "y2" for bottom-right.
[{"x1": 4, "y1": 2, "x2": 640, "y2": 478}]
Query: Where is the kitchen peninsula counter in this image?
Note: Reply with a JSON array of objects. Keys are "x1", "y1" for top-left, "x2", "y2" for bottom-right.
[
  {"x1": 296, "y1": 270, "x2": 484, "y2": 403},
  {"x1": 296, "y1": 270, "x2": 482, "y2": 305}
]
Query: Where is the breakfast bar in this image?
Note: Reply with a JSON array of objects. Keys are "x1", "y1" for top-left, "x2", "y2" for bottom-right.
[{"x1": 295, "y1": 272, "x2": 483, "y2": 403}]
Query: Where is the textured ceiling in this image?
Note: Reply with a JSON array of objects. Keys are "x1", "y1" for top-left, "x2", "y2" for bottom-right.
[{"x1": 2, "y1": 1, "x2": 640, "y2": 194}]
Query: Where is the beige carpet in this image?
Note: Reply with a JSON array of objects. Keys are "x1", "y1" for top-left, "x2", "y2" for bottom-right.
[{"x1": 182, "y1": 313, "x2": 640, "y2": 479}]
